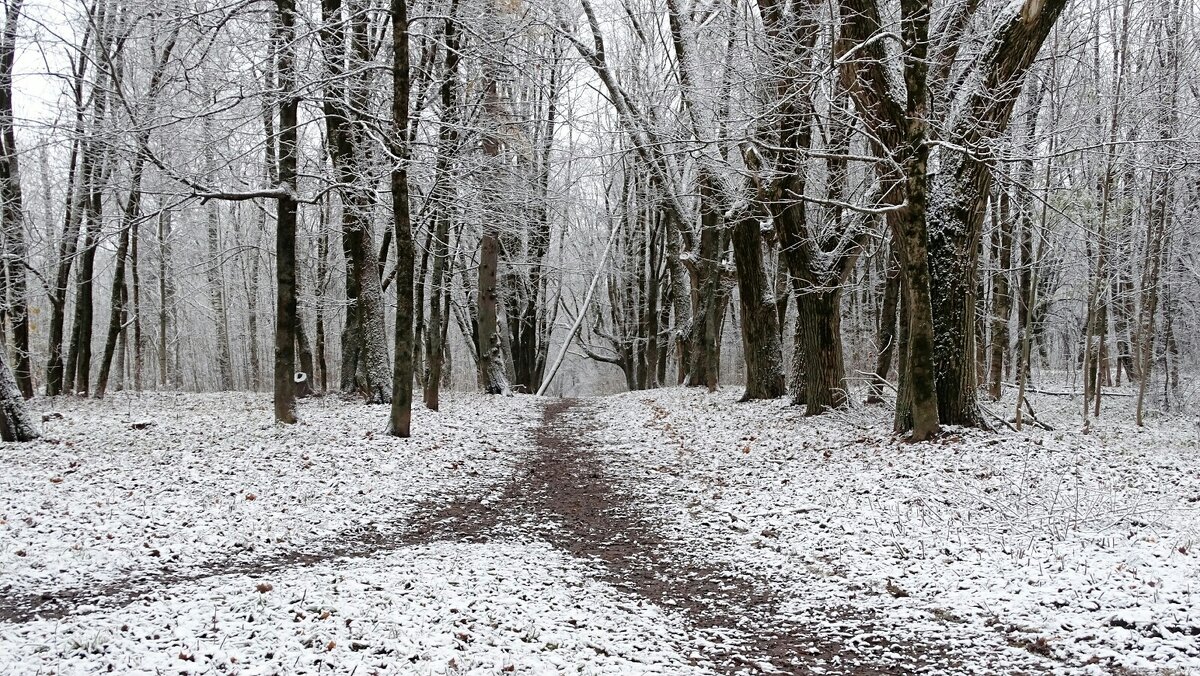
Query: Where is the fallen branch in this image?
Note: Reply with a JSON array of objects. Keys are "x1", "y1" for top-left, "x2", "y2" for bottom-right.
[{"x1": 1002, "y1": 382, "x2": 1135, "y2": 397}]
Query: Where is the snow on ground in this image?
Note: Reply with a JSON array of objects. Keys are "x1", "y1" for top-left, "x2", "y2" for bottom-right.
[
  {"x1": 593, "y1": 387, "x2": 1200, "y2": 674},
  {"x1": 0, "y1": 539, "x2": 705, "y2": 675},
  {"x1": 0, "y1": 392, "x2": 539, "y2": 593},
  {"x1": 4, "y1": 387, "x2": 1198, "y2": 674}
]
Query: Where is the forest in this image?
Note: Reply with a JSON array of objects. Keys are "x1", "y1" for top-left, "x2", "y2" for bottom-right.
[
  {"x1": 0, "y1": 0, "x2": 1198, "y2": 673},
  {"x1": 0, "y1": 0, "x2": 1192, "y2": 439}
]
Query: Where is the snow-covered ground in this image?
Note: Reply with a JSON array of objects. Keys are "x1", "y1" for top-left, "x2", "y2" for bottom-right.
[
  {"x1": 0, "y1": 540, "x2": 702, "y2": 675},
  {"x1": 593, "y1": 387, "x2": 1200, "y2": 674},
  {"x1": 0, "y1": 392, "x2": 538, "y2": 593},
  {"x1": 1, "y1": 392, "x2": 708, "y2": 675},
  {"x1": 2, "y1": 387, "x2": 1197, "y2": 674}
]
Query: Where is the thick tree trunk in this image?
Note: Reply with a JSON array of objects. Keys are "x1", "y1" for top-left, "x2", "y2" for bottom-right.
[
  {"x1": 388, "y1": 0, "x2": 414, "y2": 437},
  {"x1": 894, "y1": 0, "x2": 942, "y2": 439},
  {"x1": 730, "y1": 216, "x2": 784, "y2": 400},
  {"x1": 273, "y1": 0, "x2": 298, "y2": 424},
  {"x1": 0, "y1": 0, "x2": 31, "y2": 398},
  {"x1": 477, "y1": 225, "x2": 508, "y2": 394},
  {"x1": 322, "y1": 0, "x2": 391, "y2": 403},
  {"x1": 926, "y1": 0, "x2": 1066, "y2": 427},
  {"x1": 795, "y1": 288, "x2": 846, "y2": 414},
  {"x1": 685, "y1": 190, "x2": 722, "y2": 391},
  {"x1": 0, "y1": 346, "x2": 36, "y2": 441},
  {"x1": 476, "y1": 69, "x2": 510, "y2": 395}
]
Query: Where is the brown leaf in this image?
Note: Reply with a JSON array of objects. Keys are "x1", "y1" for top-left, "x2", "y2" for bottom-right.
[{"x1": 256, "y1": 582, "x2": 273, "y2": 594}]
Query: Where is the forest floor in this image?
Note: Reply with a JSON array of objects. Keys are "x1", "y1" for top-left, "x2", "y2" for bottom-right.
[{"x1": 0, "y1": 388, "x2": 1196, "y2": 675}]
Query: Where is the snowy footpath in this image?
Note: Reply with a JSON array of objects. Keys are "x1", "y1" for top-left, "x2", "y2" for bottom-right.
[{"x1": 0, "y1": 389, "x2": 1196, "y2": 674}]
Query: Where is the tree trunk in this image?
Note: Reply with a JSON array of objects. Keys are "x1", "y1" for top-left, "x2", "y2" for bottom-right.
[
  {"x1": 95, "y1": 30, "x2": 174, "y2": 398},
  {"x1": 987, "y1": 188, "x2": 1014, "y2": 401},
  {"x1": 65, "y1": 158, "x2": 104, "y2": 396},
  {"x1": 322, "y1": 0, "x2": 391, "y2": 403},
  {"x1": 388, "y1": 0, "x2": 414, "y2": 437},
  {"x1": 0, "y1": 0, "x2": 31, "y2": 398},
  {"x1": 424, "y1": 2, "x2": 459, "y2": 410},
  {"x1": 205, "y1": 190, "x2": 234, "y2": 389},
  {"x1": 926, "y1": 0, "x2": 1066, "y2": 427},
  {"x1": 314, "y1": 207, "x2": 328, "y2": 392},
  {"x1": 94, "y1": 204, "x2": 133, "y2": 398},
  {"x1": 866, "y1": 251, "x2": 899, "y2": 404},
  {"x1": 294, "y1": 302, "x2": 315, "y2": 399},
  {"x1": 0, "y1": 346, "x2": 36, "y2": 440},
  {"x1": 157, "y1": 210, "x2": 174, "y2": 388},
  {"x1": 477, "y1": 225, "x2": 508, "y2": 394},
  {"x1": 131, "y1": 206, "x2": 143, "y2": 390},
  {"x1": 476, "y1": 69, "x2": 510, "y2": 396},
  {"x1": 795, "y1": 288, "x2": 846, "y2": 414},
  {"x1": 730, "y1": 215, "x2": 784, "y2": 400},
  {"x1": 686, "y1": 187, "x2": 722, "y2": 391},
  {"x1": 511, "y1": 57, "x2": 558, "y2": 393},
  {"x1": 273, "y1": 0, "x2": 298, "y2": 423},
  {"x1": 44, "y1": 10, "x2": 94, "y2": 396}
]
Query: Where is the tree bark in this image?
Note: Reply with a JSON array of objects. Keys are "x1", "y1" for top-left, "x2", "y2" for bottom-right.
[
  {"x1": 204, "y1": 155, "x2": 235, "y2": 390},
  {"x1": 273, "y1": 0, "x2": 298, "y2": 423},
  {"x1": 388, "y1": 0, "x2": 414, "y2": 437},
  {"x1": 157, "y1": 210, "x2": 175, "y2": 388},
  {"x1": 925, "y1": 0, "x2": 1067, "y2": 426},
  {"x1": 795, "y1": 288, "x2": 846, "y2": 414},
  {"x1": 424, "y1": 1, "x2": 459, "y2": 411},
  {"x1": 476, "y1": 68, "x2": 510, "y2": 395},
  {"x1": 43, "y1": 9, "x2": 95, "y2": 396},
  {"x1": 321, "y1": 0, "x2": 392, "y2": 403},
  {"x1": 0, "y1": 345, "x2": 36, "y2": 440},
  {"x1": 987, "y1": 188, "x2": 1014, "y2": 401},
  {"x1": 866, "y1": 251, "x2": 899, "y2": 404},
  {"x1": 0, "y1": 0, "x2": 31, "y2": 397},
  {"x1": 730, "y1": 215, "x2": 784, "y2": 400}
]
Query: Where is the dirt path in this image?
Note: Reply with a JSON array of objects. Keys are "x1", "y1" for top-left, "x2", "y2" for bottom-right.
[
  {"x1": 515, "y1": 399, "x2": 991, "y2": 675},
  {"x1": 0, "y1": 398, "x2": 1057, "y2": 674}
]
